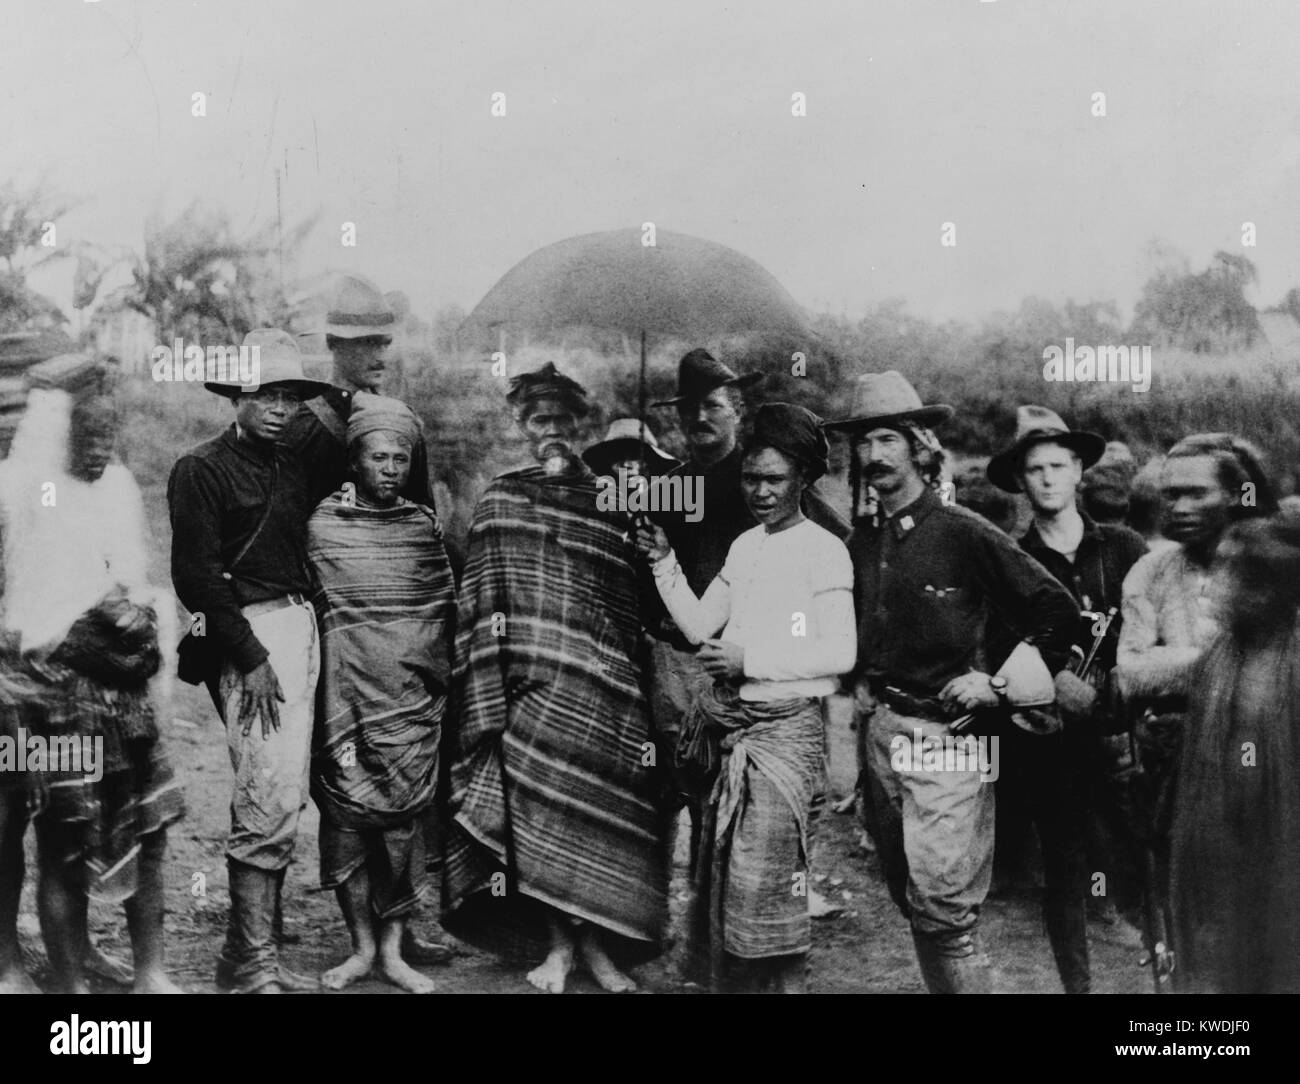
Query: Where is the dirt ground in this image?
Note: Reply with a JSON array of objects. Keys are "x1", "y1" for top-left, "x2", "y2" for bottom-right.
[{"x1": 14, "y1": 682, "x2": 1154, "y2": 996}]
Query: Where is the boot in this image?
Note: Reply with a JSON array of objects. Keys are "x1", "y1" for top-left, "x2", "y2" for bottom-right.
[
  {"x1": 220, "y1": 861, "x2": 280, "y2": 993},
  {"x1": 216, "y1": 864, "x2": 318, "y2": 992},
  {"x1": 912, "y1": 930, "x2": 994, "y2": 994},
  {"x1": 1044, "y1": 895, "x2": 1091, "y2": 994}
]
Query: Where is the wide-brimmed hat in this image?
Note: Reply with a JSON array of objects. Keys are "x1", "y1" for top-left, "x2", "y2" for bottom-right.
[
  {"x1": 986, "y1": 405, "x2": 1106, "y2": 493},
  {"x1": 650, "y1": 348, "x2": 762, "y2": 407},
  {"x1": 204, "y1": 328, "x2": 333, "y2": 399},
  {"x1": 823, "y1": 371, "x2": 954, "y2": 433},
  {"x1": 323, "y1": 275, "x2": 397, "y2": 339},
  {"x1": 582, "y1": 418, "x2": 679, "y2": 475}
]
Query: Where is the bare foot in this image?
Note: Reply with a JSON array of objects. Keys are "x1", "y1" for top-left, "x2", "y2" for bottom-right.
[
  {"x1": 577, "y1": 931, "x2": 637, "y2": 993},
  {"x1": 0, "y1": 965, "x2": 40, "y2": 994},
  {"x1": 377, "y1": 954, "x2": 435, "y2": 994},
  {"x1": 85, "y1": 943, "x2": 134, "y2": 985},
  {"x1": 133, "y1": 970, "x2": 185, "y2": 994},
  {"x1": 526, "y1": 946, "x2": 574, "y2": 993},
  {"x1": 321, "y1": 952, "x2": 374, "y2": 990}
]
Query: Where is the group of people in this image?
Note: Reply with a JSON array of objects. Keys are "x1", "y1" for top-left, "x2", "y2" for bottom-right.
[{"x1": 1, "y1": 276, "x2": 1296, "y2": 995}]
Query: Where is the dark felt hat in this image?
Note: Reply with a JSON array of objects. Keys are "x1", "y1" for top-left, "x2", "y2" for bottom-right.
[
  {"x1": 986, "y1": 405, "x2": 1106, "y2": 493},
  {"x1": 650, "y1": 348, "x2": 761, "y2": 407}
]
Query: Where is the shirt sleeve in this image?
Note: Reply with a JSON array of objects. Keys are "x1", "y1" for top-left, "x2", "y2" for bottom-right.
[
  {"x1": 167, "y1": 455, "x2": 269, "y2": 673},
  {"x1": 969, "y1": 517, "x2": 1079, "y2": 675},
  {"x1": 1115, "y1": 555, "x2": 1199, "y2": 700},
  {"x1": 652, "y1": 548, "x2": 732, "y2": 643}
]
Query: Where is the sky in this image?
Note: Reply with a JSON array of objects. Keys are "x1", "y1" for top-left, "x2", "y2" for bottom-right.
[{"x1": 4, "y1": 0, "x2": 1299, "y2": 325}]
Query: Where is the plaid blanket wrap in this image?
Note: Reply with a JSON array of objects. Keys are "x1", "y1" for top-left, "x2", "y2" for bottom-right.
[
  {"x1": 440, "y1": 466, "x2": 668, "y2": 960},
  {"x1": 307, "y1": 494, "x2": 456, "y2": 831}
]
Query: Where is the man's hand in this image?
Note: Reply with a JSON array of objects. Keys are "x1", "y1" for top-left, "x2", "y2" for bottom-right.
[
  {"x1": 635, "y1": 521, "x2": 671, "y2": 562},
  {"x1": 699, "y1": 639, "x2": 744, "y2": 682},
  {"x1": 1054, "y1": 670, "x2": 1098, "y2": 717},
  {"x1": 939, "y1": 671, "x2": 999, "y2": 712},
  {"x1": 238, "y1": 660, "x2": 285, "y2": 740}
]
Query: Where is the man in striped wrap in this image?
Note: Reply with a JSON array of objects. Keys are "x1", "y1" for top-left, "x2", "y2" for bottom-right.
[
  {"x1": 441, "y1": 363, "x2": 668, "y2": 994},
  {"x1": 307, "y1": 394, "x2": 456, "y2": 993}
]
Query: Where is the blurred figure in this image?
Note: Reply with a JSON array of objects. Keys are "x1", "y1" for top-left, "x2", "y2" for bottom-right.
[
  {"x1": 1081, "y1": 441, "x2": 1137, "y2": 525},
  {"x1": 1116, "y1": 432, "x2": 1276, "y2": 983},
  {"x1": 2, "y1": 359, "x2": 184, "y2": 994},
  {"x1": 1126, "y1": 458, "x2": 1169, "y2": 548},
  {"x1": 1170, "y1": 510, "x2": 1300, "y2": 992}
]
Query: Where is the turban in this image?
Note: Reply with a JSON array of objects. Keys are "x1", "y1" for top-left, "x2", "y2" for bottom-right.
[
  {"x1": 346, "y1": 392, "x2": 421, "y2": 448},
  {"x1": 748, "y1": 403, "x2": 829, "y2": 482},
  {"x1": 506, "y1": 362, "x2": 590, "y2": 418}
]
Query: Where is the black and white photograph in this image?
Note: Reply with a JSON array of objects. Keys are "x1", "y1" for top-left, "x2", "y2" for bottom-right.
[{"x1": 0, "y1": 0, "x2": 1296, "y2": 1043}]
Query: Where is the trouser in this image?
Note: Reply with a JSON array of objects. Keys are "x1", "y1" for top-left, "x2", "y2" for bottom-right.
[
  {"x1": 218, "y1": 599, "x2": 319, "y2": 871},
  {"x1": 647, "y1": 637, "x2": 715, "y2": 873},
  {"x1": 865, "y1": 703, "x2": 996, "y2": 992},
  {"x1": 1001, "y1": 726, "x2": 1091, "y2": 993}
]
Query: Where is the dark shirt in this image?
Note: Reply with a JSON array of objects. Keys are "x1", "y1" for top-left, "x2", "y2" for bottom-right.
[
  {"x1": 281, "y1": 386, "x2": 436, "y2": 509},
  {"x1": 654, "y1": 445, "x2": 850, "y2": 596},
  {"x1": 167, "y1": 426, "x2": 318, "y2": 673},
  {"x1": 847, "y1": 486, "x2": 1078, "y2": 696},
  {"x1": 1018, "y1": 512, "x2": 1148, "y2": 673}
]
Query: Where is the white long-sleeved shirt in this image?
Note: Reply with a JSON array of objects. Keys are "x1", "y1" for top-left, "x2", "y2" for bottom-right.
[
  {"x1": 653, "y1": 518, "x2": 856, "y2": 701},
  {"x1": 1116, "y1": 544, "x2": 1221, "y2": 701}
]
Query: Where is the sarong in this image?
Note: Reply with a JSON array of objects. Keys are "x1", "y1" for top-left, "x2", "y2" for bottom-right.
[
  {"x1": 1170, "y1": 629, "x2": 1300, "y2": 992},
  {"x1": 440, "y1": 467, "x2": 668, "y2": 962},
  {"x1": 685, "y1": 684, "x2": 824, "y2": 987},
  {"x1": 307, "y1": 495, "x2": 456, "y2": 912},
  {"x1": 21, "y1": 655, "x2": 184, "y2": 904}
]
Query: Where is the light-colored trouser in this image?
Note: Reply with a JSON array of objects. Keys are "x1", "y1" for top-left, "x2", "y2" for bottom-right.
[
  {"x1": 219, "y1": 600, "x2": 320, "y2": 871},
  {"x1": 865, "y1": 703, "x2": 994, "y2": 938}
]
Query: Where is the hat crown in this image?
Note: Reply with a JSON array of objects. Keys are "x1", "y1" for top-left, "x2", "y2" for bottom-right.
[
  {"x1": 602, "y1": 417, "x2": 664, "y2": 450},
  {"x1": 237, "y1": 328, "x2": 306, "y2": 387},
  {"x1": 847, "y1": 370, "x2": 924, "y2": 420},
  {"x1": 1013, "y1": 404, "x2": 1070, "y2": 441},
  {"x1": 675, "y1": 349, "x2": 742, "y2": 400},
  {"x1": 326, "y1": 274, "x2": 395, "y2": 329}
]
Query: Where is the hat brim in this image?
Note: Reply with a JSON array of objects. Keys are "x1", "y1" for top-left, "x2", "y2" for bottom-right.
[
  {"x1": 822, "y1": 403, "x2": 955, "y2": 433},
  {"x1": 323, "y1": 323, "x2": 396, "y2": 339},
  {"x1": 582, "y1": 438, "x2": 680, "y2": 475},
  {"x1": 650, "y1": 371, "x2": 763, "y2": 407},
  {"x1": 987, "y1": 430, "x2": 1106, "y2": 493},
  {"x1": 204, "y1": 378, "x2": 334, "y2": 400}
]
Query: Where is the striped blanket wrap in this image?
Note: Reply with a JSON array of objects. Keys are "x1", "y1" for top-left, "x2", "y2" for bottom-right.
[
  {"x1": 440, "y1": 467, "x2": 668, "y2": 961},
  {"x1": 307, "y1": 495, "x2": 456, "y2": 833},
  {"x1": 686, "y1": 683, "x2": 824, "y2": 986}
]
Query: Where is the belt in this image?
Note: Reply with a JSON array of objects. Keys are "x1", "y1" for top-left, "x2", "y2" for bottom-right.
[
  {"x1": 241, "y1": 592, "x2": 309, "y2": 619},
  {"x1": 880, "y1": 685, "x2": 952, "y2": 723}
]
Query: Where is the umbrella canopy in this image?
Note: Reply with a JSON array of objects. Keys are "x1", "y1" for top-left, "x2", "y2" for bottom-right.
[{"x1": 458, "y1": 228, "x2": 811, "y2": 350}]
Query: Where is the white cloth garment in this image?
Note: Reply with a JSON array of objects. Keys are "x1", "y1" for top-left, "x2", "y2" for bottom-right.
[{"x1": 654, "y1": 517, "x2": 856, "y2": 701}]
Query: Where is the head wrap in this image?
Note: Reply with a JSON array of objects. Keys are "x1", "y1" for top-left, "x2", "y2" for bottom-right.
[
  {"x1": 747, "y1": 403, "x2": 829, "y2": 482},
  {"x1": 506, "y1": 362, "x2": 590, "y2": 419},
  {"x1": 346, "y1": 392, "x2": 421, "y2": 448}
]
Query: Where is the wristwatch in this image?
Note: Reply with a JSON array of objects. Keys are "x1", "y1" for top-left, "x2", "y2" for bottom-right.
[{"x1": 989, "y1": 675, "x2": 1010, "y2": 706}]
